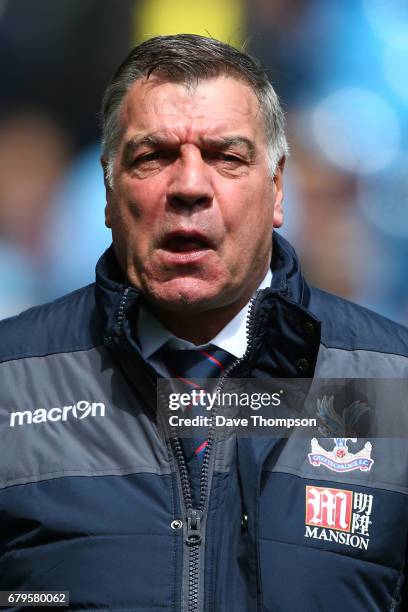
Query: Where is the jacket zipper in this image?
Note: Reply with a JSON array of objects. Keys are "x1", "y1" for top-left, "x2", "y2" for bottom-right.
[{"x1": 169, "y1": 291, "x2": 261, "y2": 612}]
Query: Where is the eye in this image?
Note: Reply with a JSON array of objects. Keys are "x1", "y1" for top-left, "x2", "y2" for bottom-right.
[
  {"x1": 134, "y1": 151, "x2": 165, "y2": 164},
  {"x1": 205, "y1": 151, "x2": 245, "y2": 164},
  {"x1": 220, "y1": 154, "x2": 242, "y2": 162},
  {"x1": 130, "y1": 150, "x2": 176, "y2": 174}
]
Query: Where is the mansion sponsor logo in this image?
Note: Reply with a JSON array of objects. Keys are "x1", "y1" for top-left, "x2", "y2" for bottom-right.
[
  {"x1": 9, "y1": 401, "x2": 106, "y2": 427},
  {"x1": 305, "y1": 485, "x2": 373, "y2": 550}
]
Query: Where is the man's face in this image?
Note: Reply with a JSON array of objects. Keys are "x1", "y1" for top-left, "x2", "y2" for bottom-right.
[{"x1": 104, "y1": 75, "x2": 283, "y2": 313}]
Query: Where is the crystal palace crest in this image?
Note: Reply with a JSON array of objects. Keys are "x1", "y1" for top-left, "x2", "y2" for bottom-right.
[{"x1": 308, "y1": 438, "x2": 374, "y2": 473}]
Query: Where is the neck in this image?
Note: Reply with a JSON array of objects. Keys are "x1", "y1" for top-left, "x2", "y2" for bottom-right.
[
  {"x1": 150, "y1": 299, "x2": 247, "y2": 345},
  {"x1": 145, "y1": 258, "x2": 272, "y2": 345}
]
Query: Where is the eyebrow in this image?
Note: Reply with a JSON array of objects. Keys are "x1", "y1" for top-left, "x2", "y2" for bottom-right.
[
  {"x1": 122, "y1": 135, "x2": 163, "y2": 163},
  {"x1": 202, "y1": 136, "x2": 256, "y2": 160}
]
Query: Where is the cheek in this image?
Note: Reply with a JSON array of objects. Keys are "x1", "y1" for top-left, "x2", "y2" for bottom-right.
[
  {"x1": 219, "y1": 186, "x2": 275, "y2": 276},
  {"x1": 115, "y1": 182, "x2": 162, "y2": 234},
  {"x1": 223, "y1": 182, "x2": 275, "y2": 238}
]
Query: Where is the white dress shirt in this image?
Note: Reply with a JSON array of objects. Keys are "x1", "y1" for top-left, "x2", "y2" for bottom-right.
[{"x1": 137, "y1": 269, "x2": 272, "y2": 377}]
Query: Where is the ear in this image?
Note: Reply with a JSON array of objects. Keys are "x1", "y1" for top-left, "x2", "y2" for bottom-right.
[
  {"x1": 272, "y1": 156, "x2": 285, "y2": 228},
  {"x1": 101, "y1": 157, "x2": 113, "y2": 229}
]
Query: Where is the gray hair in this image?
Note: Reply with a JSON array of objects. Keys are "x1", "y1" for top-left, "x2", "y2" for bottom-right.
[{"x1": 101, "y1": 34, "x2": 289, "y2": 188}]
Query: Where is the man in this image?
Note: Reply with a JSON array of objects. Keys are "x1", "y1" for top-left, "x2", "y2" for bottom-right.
[{"x1": 0, "y1": 34, "x2": 407, "y2": 611}]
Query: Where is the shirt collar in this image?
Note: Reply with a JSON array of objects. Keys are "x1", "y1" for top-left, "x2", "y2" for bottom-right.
[{"x1": 137, "y1": 269, "x2": 272, "y2": 361}]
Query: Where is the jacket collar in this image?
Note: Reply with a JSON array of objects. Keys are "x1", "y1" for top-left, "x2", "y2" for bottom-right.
[{"x1": 270, "y1": 231, "x2": 310, "y2": 307}]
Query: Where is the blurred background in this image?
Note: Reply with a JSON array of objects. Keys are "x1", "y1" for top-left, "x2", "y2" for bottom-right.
[{"x1": 0, "y1": 0, "x2": 407, "y2": 323}]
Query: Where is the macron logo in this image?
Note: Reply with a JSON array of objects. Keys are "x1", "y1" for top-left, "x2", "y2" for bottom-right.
[{"x1": 9, "y1": 401, "x2": 106, "y2": 427}]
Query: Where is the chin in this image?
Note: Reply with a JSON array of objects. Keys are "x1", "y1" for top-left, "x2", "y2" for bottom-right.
[{"x1": 146, "y1": 278, "x2": 226, "y2": 313}]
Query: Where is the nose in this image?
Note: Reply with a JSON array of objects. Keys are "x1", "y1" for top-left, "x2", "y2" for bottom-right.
[{"x1": 167, "y1": 146, "x2": 214, "y2": 209}]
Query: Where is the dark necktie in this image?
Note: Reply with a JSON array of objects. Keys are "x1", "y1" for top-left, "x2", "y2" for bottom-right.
[{"x1": 160, "y1": 344, "x2": 235, "y2": 462}]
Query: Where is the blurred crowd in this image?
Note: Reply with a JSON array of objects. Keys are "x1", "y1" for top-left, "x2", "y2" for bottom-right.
[{"x1": 1, "y1": 0, "x2": 407, "y2": 324}]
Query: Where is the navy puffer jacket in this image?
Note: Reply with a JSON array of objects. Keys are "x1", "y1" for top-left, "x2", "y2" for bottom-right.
[{"x1": 0, "y1": 233, "x2": 407, "y2": 611}]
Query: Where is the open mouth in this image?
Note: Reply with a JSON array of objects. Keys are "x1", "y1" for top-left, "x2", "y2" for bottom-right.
[{"x1": 162, "y1": 232, "x2": 211, "y2": 253}]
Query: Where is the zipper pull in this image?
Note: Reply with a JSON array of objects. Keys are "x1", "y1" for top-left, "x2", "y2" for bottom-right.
[{"x1": 186, "y1": 508, "x2": 203, "y2": 546}]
